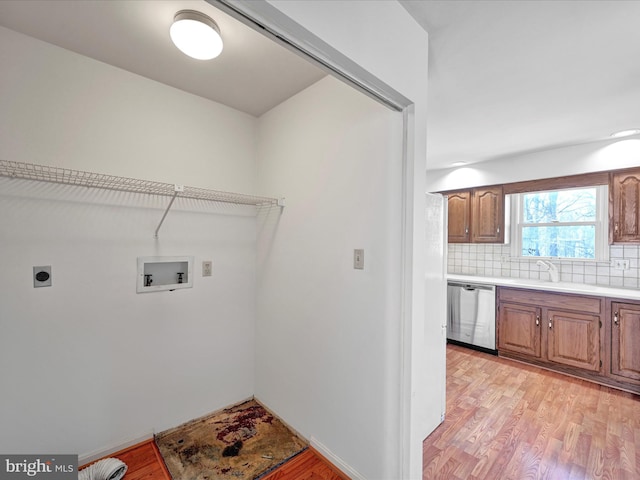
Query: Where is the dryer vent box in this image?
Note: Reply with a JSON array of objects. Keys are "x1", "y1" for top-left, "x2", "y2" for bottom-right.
[{"x1": 137, "y1": 256, "x2": 193, "y2": 293}]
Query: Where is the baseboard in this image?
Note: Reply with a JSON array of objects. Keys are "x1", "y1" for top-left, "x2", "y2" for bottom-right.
[
  {"x1": 79, "y1": 431, "x2": 154, "y2": 466},
  {"x1": 310, "y1": 436, "x2": 365, "y2": 480}
]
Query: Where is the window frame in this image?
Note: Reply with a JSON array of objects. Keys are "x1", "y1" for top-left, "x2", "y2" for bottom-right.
[{"x1": 510, "y1": 185, "x2": 609, "y2": 262}]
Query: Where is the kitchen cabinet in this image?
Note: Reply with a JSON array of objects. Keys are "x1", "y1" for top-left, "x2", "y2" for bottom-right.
[
  {"x1": 447, "y1": 191, "x2": 471, "y2": 243},
  {"x1": 547, "y1": 309, "x2": 601, "y2": 372},
  {"x1": 610, "y1": 301, "x2": 640, "y2": 386},
  {"x1": 498, "y1": 302, "x2": 541, "y2": 358},
  {"x1": 447, "y1": 186, "x2": 504, "y2": 243},
  {"x1": 498, "y1": 288, "x2": 603, "y2": 374},
  {"x1": 610, "y1": 169, "x2": 640, "y2": 243},
  {"x1": 471, "y1": 186, "x2": 504, "y2": 243}
]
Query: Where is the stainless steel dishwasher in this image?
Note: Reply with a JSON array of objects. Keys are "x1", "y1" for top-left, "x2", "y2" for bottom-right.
[{"x1": 447, "y1": 281, "x2": 496, "y2": 352}]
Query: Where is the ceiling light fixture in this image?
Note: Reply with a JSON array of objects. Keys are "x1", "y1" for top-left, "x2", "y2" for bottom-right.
[
  {"x1": 451, "y1": 161, "x2": 467, "y2": 167},
  {"x1": 170, "y1": 10, "x2": 223, "y2": 60},
  {"x1": 611, "y1": 129, "x2": 640, "y2": 138}
]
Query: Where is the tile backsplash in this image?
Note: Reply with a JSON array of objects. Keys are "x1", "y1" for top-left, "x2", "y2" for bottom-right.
[{"x1": 448, "y1": 244, "x2": 640, "y2": 289}]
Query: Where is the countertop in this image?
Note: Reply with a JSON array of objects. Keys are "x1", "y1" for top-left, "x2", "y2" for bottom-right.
[{"x1": 447, "y1": 274, "x2": 640, "y2": 301}]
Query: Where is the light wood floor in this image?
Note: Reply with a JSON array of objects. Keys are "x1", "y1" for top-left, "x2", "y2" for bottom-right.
[
  {"x1": 86, "y1": 440, "x2": 346, "y2": 480},
  {"x1": 423, "y1": 344, "x2": 640, "y2": 479}
]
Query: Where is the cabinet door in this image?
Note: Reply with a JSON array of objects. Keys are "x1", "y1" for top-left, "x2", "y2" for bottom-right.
[
  {"x1": 498, "y1": 302, "x2": 541, "y2": 358},
  {"x1": 471, "y1": 186, "x2": 504, "y2": 243},
  {"x1": 611, "y1": 171, "x2": 640, "y2": 243},
  {"x1": 611, "y1": 303, "x2": 640, "y2": 384},
  {"x1": 447, "y1": 191, "x2": 471, "y2": 243},
  {"x1": 547, "y1": 309, "x2": 601, "y2": 372}
]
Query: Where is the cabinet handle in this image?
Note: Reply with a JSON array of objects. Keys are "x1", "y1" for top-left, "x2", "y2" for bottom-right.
[
  {"x1": 497, "y1": 227, "x2": 500, "y2": 233},
  {"x1": 615, "y1": 223, "x2": 619, "y2": 233},
  {"x1": 548, "y1": 318, "x2": 552, "y2": 329},
  {"x1": 536, "y1": 315, "x2": 540, "y2": 326},
  {"x1": 614, "y1": 311, "x2": 619, "y2": 326},
  {"x1": 465, "y1": 226, "x2": 469, "y2": 234}
]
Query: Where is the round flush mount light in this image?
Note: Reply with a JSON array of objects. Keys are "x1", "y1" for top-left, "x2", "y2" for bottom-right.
[
  {"x1": 611, "y1": 129, "x2": 640, "y2": 138},
  {"x1": 170, "y1": 10, "x2": 223, "y2": 60},
  {"x1": 451, "y1": 161, "x2": 467, "y2": 167}
]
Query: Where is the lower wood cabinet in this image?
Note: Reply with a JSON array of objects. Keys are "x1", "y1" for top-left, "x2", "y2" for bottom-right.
[
  {"x1": 498, "y1": 302, "x2": 541, "y2": 358},
  {"x1": 498, "y1": 287, "x2": 640, "y2": 394},
  {"x1": 547, "y1": 309, "x2": 601, "y2": 372},
  {"x1": 610, "y1": 301, "x2": 640, "y2": 386},
  {"x1": 498, "y1": 288, "x2": 603, "y2": 374}
]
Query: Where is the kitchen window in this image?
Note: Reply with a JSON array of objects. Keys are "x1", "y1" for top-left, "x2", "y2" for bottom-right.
[{"x1": 511, "y1": 185, "x2": 608, "y2": 261}]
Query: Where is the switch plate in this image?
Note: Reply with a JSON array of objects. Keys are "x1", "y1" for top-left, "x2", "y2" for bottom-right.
[
  {"x1": 202, "y1": 260, "x2": 213, "y2": 277},
  {"x1": 612, "y1": 259, "x2": 630, "y2": 270},
  {"x1": 354, "y1": 249, "x2": 364, "y2": 270},
  {"x1": 33, "y1": 265, "x2": 52, "y2": 287}
]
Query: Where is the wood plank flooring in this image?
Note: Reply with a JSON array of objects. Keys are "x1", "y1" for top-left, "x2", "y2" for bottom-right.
[
  {"x1": 423, "y1": 344, "x2": 640, "y2": 479},
  {"x1": 82, "y1": 440, "x2": 171, "y2": 480},
  {"x1": 261, "y1": 449, "x2": 347, "y2": 480},
  {"x1": 84, "y1": 441, "x2": 346, "y2": 480}
]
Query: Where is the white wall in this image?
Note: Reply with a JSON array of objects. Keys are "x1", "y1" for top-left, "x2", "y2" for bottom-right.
[
  {"x1": 426, "y1": 137, "x2": 640, "y2": 193},
  {"x1": 253, "y1": 2, "x2": 437, "y2": 478},
  {"x1": 0, "y1": 26, "x2": 256, "y2": 192},
  {"x1": 255, "y1": 76, "x2": 403, "y2": 479},
  {"x1": 0, "y1": 26, "x2": 259, "y2": 458}
]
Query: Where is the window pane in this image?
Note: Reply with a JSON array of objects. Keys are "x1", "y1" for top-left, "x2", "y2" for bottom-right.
[
  {"x1": 522, "y1": 188, "x2": 597, "y2": 223},
  {"x1": 521, "y1": 225, "x2": 595, "y2": 259}
]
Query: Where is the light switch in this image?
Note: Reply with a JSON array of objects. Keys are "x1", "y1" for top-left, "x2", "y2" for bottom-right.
[{"x1": 354, "y1": 249, "x2": 364, "y2": 270}]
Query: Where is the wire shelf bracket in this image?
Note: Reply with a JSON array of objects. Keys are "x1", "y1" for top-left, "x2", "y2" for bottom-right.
[{"x1": 0, "y1": 159, "x2": 285, "y2": 238}]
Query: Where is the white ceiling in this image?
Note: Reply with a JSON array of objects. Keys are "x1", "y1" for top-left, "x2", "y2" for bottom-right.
[
  {"x1": 401, "y1": 0, "x2": 640, "y2": 170},
  {"x1": 2, "y1": 1, "x2": 639, "y2": 172},
  {"x1": 0, "y1": 0, "x2": 326, "y2": 117}
]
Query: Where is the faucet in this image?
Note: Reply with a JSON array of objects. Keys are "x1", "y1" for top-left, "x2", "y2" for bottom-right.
[{"x1": 536, "y1": 260, "x2": 559, "y2": 283}]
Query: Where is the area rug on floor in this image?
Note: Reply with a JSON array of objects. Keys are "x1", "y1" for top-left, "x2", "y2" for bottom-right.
[{"x1": 155, "y1": 399, "x2": 308, "y2": 480}]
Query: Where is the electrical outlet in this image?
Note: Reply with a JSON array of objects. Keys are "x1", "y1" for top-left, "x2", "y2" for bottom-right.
[
  {"x1": 500, "y1": 255, "x2": 510, "y2": 264},
  {"x1": 33, "y1": 265, "x2": 52, "y2": 287},
  {"x1": 354, "y1": 249, "x2": 364, "y2": 270},
  {"x1": 202, "y1": 260, "x2": 213, "y2": 277},
  {"x1": 612, "y1": 259, "x2": 630, "y2": 270}
]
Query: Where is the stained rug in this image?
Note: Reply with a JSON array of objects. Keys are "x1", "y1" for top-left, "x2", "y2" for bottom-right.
[{"x1": 155, "y1": 399, "x2": 307, "y2": 480}]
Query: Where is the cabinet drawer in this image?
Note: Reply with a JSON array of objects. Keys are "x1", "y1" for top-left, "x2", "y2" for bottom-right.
[{"x1": 498, "y1": 287, "x2": 602, "y2": 314}]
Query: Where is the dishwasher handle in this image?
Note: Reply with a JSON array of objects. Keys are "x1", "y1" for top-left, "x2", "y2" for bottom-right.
[{"x1": 448, "y1": 282, "x2": 495, "y2": 292}]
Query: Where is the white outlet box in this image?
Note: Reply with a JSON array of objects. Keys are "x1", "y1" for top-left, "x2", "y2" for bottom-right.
[
  {"x1": 612, "y1": 259, "x2": 630, "y2": 270},
  {"x1": 202, "y1": 260, "x2": 213, "y2": 277}
]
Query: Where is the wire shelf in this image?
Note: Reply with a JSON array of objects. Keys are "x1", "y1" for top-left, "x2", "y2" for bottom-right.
[{"x1": 0, "y1": 159, "x2": 281, "y2": 206}]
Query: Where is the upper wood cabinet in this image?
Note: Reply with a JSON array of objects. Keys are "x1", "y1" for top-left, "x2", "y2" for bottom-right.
[
  {"x1": 447, "y1": 186, "x2": 504, "y2": 243},
  {"x1": 471, "y1": 186, "x2": 504, "y2": 243},
  {"x1": 447, "y1": 191, "x2": 471, "y2": 243},
  {"x1": 610, "y1": 170, "x2": 640, "y2": 243}
]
